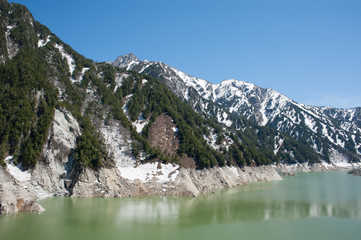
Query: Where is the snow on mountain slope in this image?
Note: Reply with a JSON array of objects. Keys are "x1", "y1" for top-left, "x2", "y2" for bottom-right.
[{"x1": 113, "y1": 54, "x2": 361, "y2": 161}]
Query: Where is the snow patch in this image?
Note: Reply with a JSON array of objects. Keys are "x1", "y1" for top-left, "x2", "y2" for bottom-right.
[
  {"x1": 6, "y1": 25, "x2": 15, "y2": 31},
  {"x1": 125, "y1": 60, "x2": 140, "y2": 70},
  {"x1": 204, "y1": 130, "x2": 219, "y2": 150},
  {"x1": 351, "y1": 134, "x2": 361, "y2": 155},
  {"x1": 259, "y1": 97, "x2": 269, "y2": 126},
  {"x1": 132, "y1": 114, "x2": 149, "y2": 134},
  {"x1": 5, "y1": 156, "x2": 31, "y2": 182},
  {"x1": 54, "y1": 43, "x2": 76, "y2": 76},
  {"x1": 122, "y1": 94, "x2": 133, "y2": 118},
  {"x1": 114, "y1": 73, "x2": 129, "y2": 93},
  {"x1": 81, "y1": 67, "x2": 89, "y2": 77},
  {"x1": 274, "y1": 137, "x2": 284, "y2": 155},
  {"x1": 329, "y1": 148, "x2": 359, "y2": 168},
  {"x1": 217, "y1": 111, "x2": 233, "y2": 127},
  {"x1": 99, "y1": 121, "x2": 135, "y2": 168},
  {"x1": 4, "y1": 156, "x2": 53, "y2": 199},
  {"x1": 120, "y1": 163, "x2": 179, "y2": 183},
  {"x1": 37, "y1": 35, "x2": 51, "y2": 47},
  {"x1": 304, "y1": 115, "x2": 317, "y2": 133}
]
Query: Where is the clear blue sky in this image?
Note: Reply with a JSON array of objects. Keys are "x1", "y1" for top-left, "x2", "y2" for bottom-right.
[{"x1": 11, "y1": 0, "x2": 361, "y2": 108}]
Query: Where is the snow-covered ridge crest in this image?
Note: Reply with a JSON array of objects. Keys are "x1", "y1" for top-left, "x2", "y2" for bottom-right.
[
  {"x1": 112, "y1": 54, "x2": 361, "y2": 160},
  {"x1": 113, "y1": 53, "x2": 141, "y2": 71}
]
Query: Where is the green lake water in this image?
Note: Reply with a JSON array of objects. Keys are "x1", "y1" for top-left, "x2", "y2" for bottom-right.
[{"x1": 1, "y1": 171, "x2": 360, "y2": 240}]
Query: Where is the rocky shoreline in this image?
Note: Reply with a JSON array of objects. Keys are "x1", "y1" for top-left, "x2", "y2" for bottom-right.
[
  {"x1": 0, "y1": 108, "x2": 280, "y2": 215},
  {"x1": 1, "y1": 109, "x2": 359, "y2": 215},
  {"x1": 275, "y1": 162, "x2": 339, "y2": 176},
  {"x1": 0, "y1": 165, "x2": 282, "y2": 215},
  {"x1": 3, "y1": 159, "x2": 361, "y2": 215},
  {"x1": 348, "y1": 168, "x2": 361, "y2": 176},
  {"x1": 0, "y1": 168, "x2": 45, "y2": 214}
]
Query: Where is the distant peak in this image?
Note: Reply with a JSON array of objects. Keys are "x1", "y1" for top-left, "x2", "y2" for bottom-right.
[
  {"x1": 113, "y1": 53, "x2": 141, "y2": 69},
  {"x1": 221, "y1": 79, "x2": 237, "y2": 84},
  {"x1": 219, "y1": 79, "x2": 259, "y2": 88},
  {"x1": 118, "y1": 53, "x2": 139, "y2": 62},
  {"x1": 219, "y1": 79, "x2": 246, "y2": 86}
]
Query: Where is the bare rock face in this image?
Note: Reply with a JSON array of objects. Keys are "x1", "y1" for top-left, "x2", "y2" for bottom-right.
[
  {"x1": 348, "y1": 168, "x2": 361, "y2": 176},
  {"x1": 0, "y1": 109, "x2": 284, "y2": 215},
  {"x1": 0, "y1": 169, "x2": 44, "y2": 214},
  {"x1": 15, "y1": 198, "x2": 45, "y2": 213},
  {"x1": 31, "y1": 108, "x2": 80, "y2": 197},
  {"x1": 0, "y1": 108, "x2": 80, "y2": 214},
  {"x1": 70, "y1": 165, "x2": 283, "y2": 199},
  {"x1": 71, "y1": 167, "x2": 130, "y2": 198},
  {"x1": 164, "y1": 165, "x2": 282, "y2": 197},
  {"x1": 1, "y1": 157, "x2": 283, "y2": 214}
]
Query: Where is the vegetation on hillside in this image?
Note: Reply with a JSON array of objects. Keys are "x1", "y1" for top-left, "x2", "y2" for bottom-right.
[{"x1": 0, "y1": 0, "x2": 328, "y2": 170}]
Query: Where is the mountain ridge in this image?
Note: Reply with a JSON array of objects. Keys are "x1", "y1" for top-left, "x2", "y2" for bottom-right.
[
  {"x1": 114, "y1": 54, "x2": 360, "y2": 110},
  {"x1": 113, "y1": 54, "x2": 361, "y2": 163},
  {"x1": 0, "y1": 1, "x2": 289, "y2": 214},
  {"x1": 0, "y1": 0, "x2": 360, "y2": 215}
]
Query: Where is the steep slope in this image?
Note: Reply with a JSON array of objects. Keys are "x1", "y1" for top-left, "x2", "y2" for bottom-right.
[
  {"x1": 113, "y1": 54, "x2": 361, "y2": 164},
  {"x1": 0, "y1": 1, "x2": 285, "y2": 214}
]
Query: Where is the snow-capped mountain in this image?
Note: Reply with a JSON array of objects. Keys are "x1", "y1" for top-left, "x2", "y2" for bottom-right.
[
  {"x1": 2, "y1": 0, "x2": 359, "y2": 215},
  {"x1": 113, "y1": 54, "x2": 361, "y2": 162}
]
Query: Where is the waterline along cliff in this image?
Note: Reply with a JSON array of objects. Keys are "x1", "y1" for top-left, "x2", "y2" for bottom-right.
[{"x1": 0, "y1": 1, "x2": 360, "y2": 214}]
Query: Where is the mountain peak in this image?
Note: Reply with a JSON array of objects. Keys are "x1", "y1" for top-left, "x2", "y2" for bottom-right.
[
  {"x1": 113, "y1": 53, "x2": 140, "y2": 70},
  {"x1": 123, "y1": 53, "x2": 138, "y2": 60},
  {"x1": 217, "y1": 79, "x2": 256, "y2": 89},
  {"x1": 219, "y1": 79, "x2": 243, "y2": 86}
]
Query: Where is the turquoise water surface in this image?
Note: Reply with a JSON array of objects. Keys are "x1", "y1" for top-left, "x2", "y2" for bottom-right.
[{"x1": 1, "y1": 171, "x2": 360, "y2": 240}]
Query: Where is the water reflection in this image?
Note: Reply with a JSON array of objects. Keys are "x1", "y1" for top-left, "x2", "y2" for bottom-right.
[
  {"x1": 105, "y1": 172, "x2": 361, "y2": 227},
  {"x1": 2, "y1": 171, "x2": 360, "y2": 240},
  {"x1": 115, "y1": 197, "x2": 182, "y2": 226}
]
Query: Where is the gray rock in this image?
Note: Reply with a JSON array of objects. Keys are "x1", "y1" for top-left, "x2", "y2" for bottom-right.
[{"x1": 348, "y1": 168, "x2": 361, "y2": 176}]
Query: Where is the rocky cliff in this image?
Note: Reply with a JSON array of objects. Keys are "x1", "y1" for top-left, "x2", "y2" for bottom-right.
[{"x1": 1, "y1": 107, "x2": 283, "y2": 214}]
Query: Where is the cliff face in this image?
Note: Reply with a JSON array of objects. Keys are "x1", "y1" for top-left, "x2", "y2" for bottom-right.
[
  {"x1": 0, "y1": 106, "x2": 282, "y2": 213},
  {"x1": 0, "y1": 108, "x2": 77, "y2": 214},
  {"x1": 0, "y1": 69, "x2": 283, "y2": 214}
]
